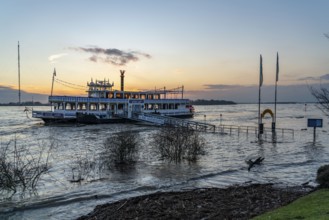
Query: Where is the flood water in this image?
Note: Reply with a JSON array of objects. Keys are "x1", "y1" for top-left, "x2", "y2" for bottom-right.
[{"x1": 0, "y1": 104, "x2": 328, "y2": 219}]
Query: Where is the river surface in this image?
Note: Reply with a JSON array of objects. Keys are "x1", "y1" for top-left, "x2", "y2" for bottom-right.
[{"x1": 0, "y1": 104, "x2": 328, "y2": 219}]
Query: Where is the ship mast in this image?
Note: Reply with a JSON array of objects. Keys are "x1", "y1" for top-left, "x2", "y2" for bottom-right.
[
  {"x1": 18, "y1": 41, "x2": 21, "y2": 105},
  {"x1": 50, "y1": 68, "x2": 56, "y2": 111},
  {"x1": 51, "y1": 68, "x2": 56, "y2": 97}
]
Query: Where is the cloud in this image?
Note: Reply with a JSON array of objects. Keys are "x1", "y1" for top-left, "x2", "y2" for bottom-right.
[
  {"x1": 324, "y1": 33, "x2": 329, "y2": 39},
  {"x1": 298, "y1": 73, "x2": 329, "y2": 81},
  {"x1": 48, "y1": 53, "x2": 68, "y2": 64},
  {"x1": 71, "y1": 47, "x2": 151, "y2": 66}
]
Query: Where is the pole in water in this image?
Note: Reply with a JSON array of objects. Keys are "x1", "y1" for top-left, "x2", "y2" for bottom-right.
[
  {"x1": 274, "y1": 52, "x2": 279, "y2": 131},
  {"x1": 258, "y1": 54, "x2": 263, "y2": 139},
  {"x1": 272, "y1": 121, "x2": 276, "y2": 132},
  {"x1": 313, "y1": 127, "x2": 316, "y2": 143}
]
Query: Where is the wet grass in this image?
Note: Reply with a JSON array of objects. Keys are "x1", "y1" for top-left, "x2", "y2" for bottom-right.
[{"x1": 253, "y1": 189, "x2": 329, "y2": 220}]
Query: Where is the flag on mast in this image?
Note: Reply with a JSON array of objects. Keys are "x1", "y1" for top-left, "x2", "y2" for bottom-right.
[
  {"x1": 276, "y1": 52, "x2": 279, "y2": 81},
  {"x1": 260, "y1": 55, "x2": 263, "y2": 87},
  {"x1": 53, "y1": 68, "x2": 56, "y2": 77}
]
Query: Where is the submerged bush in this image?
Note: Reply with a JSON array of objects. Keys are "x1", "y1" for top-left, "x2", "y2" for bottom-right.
[
  {"x1": 102, "y1": 130, "x2": 140, "y2": 166},
  {"x1": 316, "y1": 164, "x2": 329, "y2": 188},
  {"x1": 152, "y1": 126, "x2": 205, "y2": 163},
  {"x1": 68, "y1": 149, "x2": 99, "y2": 183},
  {"x1": 0, "y1": 138, "x2": 54, "y2": 193}
]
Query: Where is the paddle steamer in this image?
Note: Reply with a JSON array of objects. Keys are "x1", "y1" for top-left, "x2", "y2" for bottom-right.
[{"x1": 32, "y1": 71, "x2": 194, "y2": 124}]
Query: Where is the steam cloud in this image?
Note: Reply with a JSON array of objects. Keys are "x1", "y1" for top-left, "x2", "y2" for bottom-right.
[{"x1": 71, "y1": 47, "x2": 151, "y2": 66}]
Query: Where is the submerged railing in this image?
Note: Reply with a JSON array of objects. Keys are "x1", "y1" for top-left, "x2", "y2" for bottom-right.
[
  {"x1": 216, "y1": 124, "x2": 294, "y2": 140},
  {"x1": 119, "y1": 112, "x2": 294, "y2": 141}
]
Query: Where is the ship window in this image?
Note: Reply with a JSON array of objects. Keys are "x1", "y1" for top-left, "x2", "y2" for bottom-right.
[
  {"x1": 118, "y1": 104, "x2": 124, "y2": 110},
  {"x1": 80, "y1": 104, "x2": 86, "y2": 110}
]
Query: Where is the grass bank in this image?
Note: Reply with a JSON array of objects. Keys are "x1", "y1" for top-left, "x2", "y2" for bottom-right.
[{"x1": 253, "y1": 189, "x2": 329, "y2": 220}]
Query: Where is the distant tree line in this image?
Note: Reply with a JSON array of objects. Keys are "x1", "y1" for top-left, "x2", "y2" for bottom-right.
[
  {"x1": 0, "y1": 102, "x2": 49, "y2": 106},
  {"x1": 191, "y1": 99, "x2": 236, "y2": 105}
]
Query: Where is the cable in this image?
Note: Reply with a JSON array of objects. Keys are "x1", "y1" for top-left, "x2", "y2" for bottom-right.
[
  {"x1": 54, "y1": 79, "x2": 87, "y2": 91},
  {"x1": 55, "y1": 78, "x2": 86, "y2": 88}
]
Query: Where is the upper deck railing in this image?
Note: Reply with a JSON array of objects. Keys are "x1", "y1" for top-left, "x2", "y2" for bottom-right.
[{"x1": 49, "y1": 96, "x2": 190, "y2": 103}]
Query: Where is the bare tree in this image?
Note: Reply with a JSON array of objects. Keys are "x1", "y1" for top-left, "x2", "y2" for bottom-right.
[
  {"x1": 0, "y1": 137, "x2": 54, "y2": 193},
  {"x1": 308, "y1": 34, "x2": 329, "y2": 114},
  {"x1": 310, "y1": 86, "x2": 329, "y2": 116}
]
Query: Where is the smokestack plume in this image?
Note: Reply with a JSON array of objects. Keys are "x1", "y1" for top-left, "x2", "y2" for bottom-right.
[{"x1": 120, "y1": 70, "x2": 125, "y2": 91}]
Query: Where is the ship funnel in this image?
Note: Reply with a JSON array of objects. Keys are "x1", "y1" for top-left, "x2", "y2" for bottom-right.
[{"x1": 120, "y1": 70, "x2": 125, "y2": 91}]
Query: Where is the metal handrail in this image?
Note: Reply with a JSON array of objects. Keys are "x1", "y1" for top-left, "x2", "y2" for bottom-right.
[{"x1": 217, "y1": 124, "x2": 294, "y2": 139}]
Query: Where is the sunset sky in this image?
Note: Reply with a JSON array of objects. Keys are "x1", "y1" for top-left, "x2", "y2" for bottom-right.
[{"x1": 1, "y1": 0, "x2": 329, "y2": 103}]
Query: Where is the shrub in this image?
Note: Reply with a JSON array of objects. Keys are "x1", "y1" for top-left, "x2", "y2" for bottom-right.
[
  {"x1": 0, "y1": 137, "x2": 54, "y2": 193},
  {"x1": 68, "y1": 150, "x2": 98, "y2": 183},
  {"x1": 316, "y1": 164, "x2": 329, "y2": 188},
  {"x1": 102, "y1": 130, "x2": 140, "y2": 167},
  {"x1": 152, "y1": 126, "x2": 205, "y2": 163}
]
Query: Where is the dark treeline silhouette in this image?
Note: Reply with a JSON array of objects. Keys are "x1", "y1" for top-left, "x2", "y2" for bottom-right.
[{"x1": 0, "y1": 102, "x2": 49, "y2": 106}]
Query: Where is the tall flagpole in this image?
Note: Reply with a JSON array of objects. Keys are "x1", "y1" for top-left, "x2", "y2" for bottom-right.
[
  {"x1": 258, "y1": 55, "x2": 263, "y2": 139},
  {"x1": 18, "y1": 41, "x2": 21, "y2": 105},
  {"x1": 274, "y1": 52, "x2": 279, "y2": 127}
]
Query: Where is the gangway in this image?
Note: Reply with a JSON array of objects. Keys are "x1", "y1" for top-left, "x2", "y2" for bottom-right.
[
  {"x1": 118, "y1": 112, "x2": 216, "y2": 132},
  {"x1": 159, "y1": 114, "x2": 216, "y2": 132}
]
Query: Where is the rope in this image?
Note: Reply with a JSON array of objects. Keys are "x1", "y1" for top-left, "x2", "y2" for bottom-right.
[
  {"x1": 55, "y1": 78, "x2": 86, "y2": 88},
  {"x1": 55, "y1": 79, "x2": 87, "y2": 91}
]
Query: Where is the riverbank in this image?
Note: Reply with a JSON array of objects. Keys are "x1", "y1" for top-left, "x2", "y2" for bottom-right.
[
  {"x1": 254, "y1": 188, "x2": 329, "y2": 219},
  {"x1": 77, "y1": 183, "x2": 312, "y2": 220}
]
